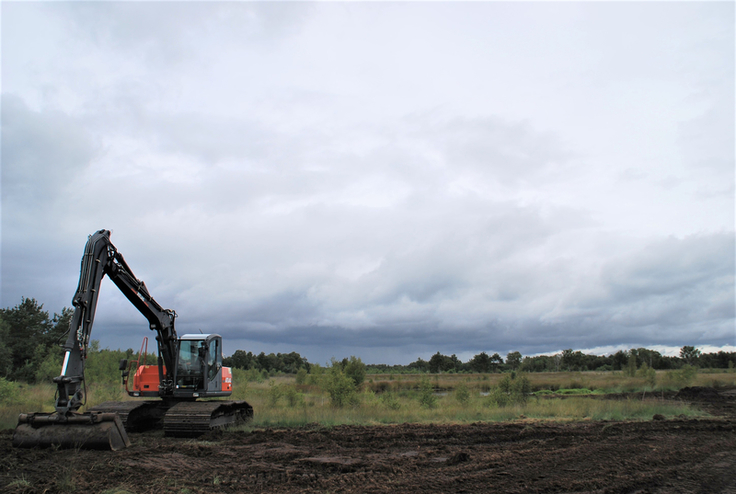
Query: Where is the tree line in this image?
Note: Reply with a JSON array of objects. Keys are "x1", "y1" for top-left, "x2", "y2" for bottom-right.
[
  {"x1": 1, "y1": 297, "x2": 734, "y2": 384},
  {"x1": 391, "y1": 346, "x2": 735, "y2": 374}
]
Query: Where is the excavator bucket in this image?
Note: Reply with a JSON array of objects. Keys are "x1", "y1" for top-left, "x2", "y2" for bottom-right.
[{"x1": 13, "y1": 412, "x2": 131, "y2": 451}]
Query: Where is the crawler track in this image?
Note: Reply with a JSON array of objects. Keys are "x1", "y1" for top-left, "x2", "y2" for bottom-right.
[
  {"x1": 163, "y1": 400, "x2": 253, "y2": 438},
  {"x1": 90, "y1": 399, "x2": 253, "y2": 437}
]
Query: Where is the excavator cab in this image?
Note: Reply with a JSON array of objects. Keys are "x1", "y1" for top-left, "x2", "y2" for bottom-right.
[
  {"x1": 173, "y1": 334, "x2": 228, "y2": 398},
  {"x1": 125, "y1": 334, "x2": 229, "y2": 399}
]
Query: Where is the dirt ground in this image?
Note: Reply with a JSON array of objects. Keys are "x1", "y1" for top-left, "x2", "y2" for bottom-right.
[{"x1": 2, "y1": 387, "x2": 736, "y2": 494}]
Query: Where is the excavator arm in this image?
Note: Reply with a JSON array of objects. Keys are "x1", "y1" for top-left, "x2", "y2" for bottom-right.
[{"x1": 55, "y1": 229, "x2": 178, "y2": 413}]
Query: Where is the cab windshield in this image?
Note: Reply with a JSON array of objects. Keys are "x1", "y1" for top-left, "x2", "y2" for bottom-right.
[{"x1": 177, "y1": 339, "x2": 205, "y2": 389}]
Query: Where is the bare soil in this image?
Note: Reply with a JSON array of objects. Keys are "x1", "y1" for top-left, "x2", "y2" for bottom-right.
[{"x1": 2, "y1": 387, "x2": 736, "y2": 493}]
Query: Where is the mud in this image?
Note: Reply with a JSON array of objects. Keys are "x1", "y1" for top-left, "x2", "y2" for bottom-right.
[{"x1": 2, "y1": 388, "x2": 736, "y2": 493}]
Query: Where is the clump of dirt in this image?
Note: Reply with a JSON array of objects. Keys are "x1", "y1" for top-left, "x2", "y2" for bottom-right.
[
  {"x1": 676, "y1": 386, "x2": 723, "y2": 401},
  {"x1": 2, "y1": 390, "x2": 736, "y2": 493}
]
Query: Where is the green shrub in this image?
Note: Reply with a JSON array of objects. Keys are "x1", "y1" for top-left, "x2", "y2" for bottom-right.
[
  {"x1": 380, "y1": 391, "x2": 401, "y2": 410},
  {"x1": 513, "y1": 373, "x2": 532, "y2": 395},
  {"x1": 295, "y1": 368, "x2": 308, "y2": 385},
  {"x1": 34, "y1": 350, "x2": 63, "y2": 384},
  {"x1": 283, "y1": 385, "x2": 305, "y2": 408},
  {"x1": 487, "y1": 373, "x2": 531, "y2": 407},
  {"x1": 307, "y1": 363, "x2": 325, "y2": 386},
  {"x1": 665, "y1": 365, "x2": 697, "y2": 388},
  {"x1": 637, "y1": 362, "x2": 657, "y2": 388},
  {"x1": 323, "y1": 366, "x2": 358, "y2": 408},
  {"x1": 455, "y1": 383, "x2": 471, "y2": 407},
  {"x1": 344, "y1": 356, "x2": 366, "y2": 387},
  {"x1": 267, "y1": 381, "x2": 283, "y2": 406},
  {"x1": 498, "y1": 374, "x2": 513, "y2": 393},
  {"x1": 243, "y1": 368, "x2": 265, "y2": 382},
  {"x1": 486, "y1": 386, "x2": 511, "y2": 407},
  {"x1": 0, "y1": 377, "x2": 18, "y2": 403},
  {"x1": 418, "y1": 376, "x2": 437, "y2": 409}
]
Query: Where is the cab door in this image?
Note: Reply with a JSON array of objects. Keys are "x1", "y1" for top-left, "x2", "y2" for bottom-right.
[{"x1": 206, "y1": 336, "x2": 223, "y2": 392}]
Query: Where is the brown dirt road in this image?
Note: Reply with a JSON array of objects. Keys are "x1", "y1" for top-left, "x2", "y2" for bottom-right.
[{"x1": 2, "y1": 387, "x2": 735, "y2": 493}]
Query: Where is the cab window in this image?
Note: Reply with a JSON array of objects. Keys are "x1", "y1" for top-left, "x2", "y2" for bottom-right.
[{"x1": 208, "y1": 339, "x2": 220, "y2": 380}]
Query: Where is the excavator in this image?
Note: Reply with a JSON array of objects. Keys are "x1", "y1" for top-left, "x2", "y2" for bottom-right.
[{"x1": 13, "y1": 229, "x2": 253, "y2": 450}]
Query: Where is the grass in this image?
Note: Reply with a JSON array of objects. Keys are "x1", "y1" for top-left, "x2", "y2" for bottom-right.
[
  {"x1": 100, "y1": 488, "x2": 135, "y2": 494},
  {"x1": 2, "y1": 369, "x2": 728, "y2": 431},
  {"x1": 227, "y1": 392, "x2": 702, "y2": 430},
  {"x1": 228, "y1": 374, "x2": 707, "y2": 430},
  {"x1": 365, "y1": 369, "x2": 736, "y2": 394},
  {"x1": 0, "y1": 381, "x2": 137, "y2": 430},
  {"x1": 7, "y1": 474, "x2": 32, "y2": 490},
  {"x1": 0, "y1": 383, "x2": 56, "y2": 430}
]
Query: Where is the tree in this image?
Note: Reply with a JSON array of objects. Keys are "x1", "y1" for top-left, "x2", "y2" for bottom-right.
[
  {"x1": 0, "y1": 315, "x2": 13, "y2": 378},
  {"x1": 224, "y1": 350, "x2": 256, "y2": 370},
  {"x1": 0, "y1": 298, "x2": 71, "y2": 382},
  {"x1": 429, "y1": 353, "x2": 444, "y2": 373},
  {"x1": 624, "y1": 352, "x2": 638, "y2": 377},
  {"x1": 1, "y1": 298, "x2": 53, "y2": 374},
  {"x1": 407, "y1": 358, "x2": 430, "y2": 373},
  {"x1": 428, "y1": 352, "x2": 459, "y2": 373},
  {"x1": 561, "y1": 349, "x2": 588, "y2": 371},
  {"x1": 611, "y1": 350, "x2": 628, "y2": 371},
  {"x1": 489, "y1": 353, "x2": 504, "y2": 373},
  {"x1": 633, "y1": 348, "x2": 662, "y2": 369},
  {"x1": 469, "y1": 352, "x2": 491, "y2": 373},
  {"x1": 506, "y1": 351, "x2": 522, "y2": 371},
  {"x1": 680, "y1": 346, "x2": 701, "y2": 366},
  {"x1": 343, "y1": 356, "x2": 366, "y2": 387}
]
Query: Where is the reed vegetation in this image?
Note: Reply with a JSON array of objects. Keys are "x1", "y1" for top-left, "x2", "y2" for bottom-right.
[{"x1": 2, "y1": 368, "x2": 729, "y2": 431}]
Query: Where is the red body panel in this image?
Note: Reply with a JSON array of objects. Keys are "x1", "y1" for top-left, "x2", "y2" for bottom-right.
[
  {"x1": 131, "y1": 365, "x2": 163, "y2": 393},
  {"x1": 222, "y1": 366, "x2": 233, "y2": 392}
]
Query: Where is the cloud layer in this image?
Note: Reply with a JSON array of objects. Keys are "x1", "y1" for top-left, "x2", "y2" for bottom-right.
[{"x1": 2, "y1": 2, "x2": 733, "y2": 363}]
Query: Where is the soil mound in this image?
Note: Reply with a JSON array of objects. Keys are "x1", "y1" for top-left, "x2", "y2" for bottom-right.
[{"x1": 675, "y1": 386, "x2": 722, "y2": 401}]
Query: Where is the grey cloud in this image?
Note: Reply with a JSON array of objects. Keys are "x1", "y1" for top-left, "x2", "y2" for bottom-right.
[
  {"x1": 61, "y1": 2, "x2": 312, "y2": 66},
  {"x1": 1, "y1": 95, "x2": 95, "y2": 212},
  {"x1": 199, "y1": 232, "x2": 734, "y2": 362},
  {"x1": 2, "y1": 2, "x2": 732, "y2": 364},
  {"x1": 0, "y1": 95, "x2": 98, "y2": 306},
  {"x1": 561, "y1": 233, "x2": 735, "y2": 342},
  {"x1": 436, "y1": 117, "x2": 572, "y2": 185},
  {"x1": 603, "y1": 234, "x2": 732, "y2": 302},
  {"x1": 677, "y1": 102, "x2": 735, "y2": 195}
]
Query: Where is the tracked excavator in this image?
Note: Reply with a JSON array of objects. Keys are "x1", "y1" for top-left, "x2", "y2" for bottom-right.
[{"x1": 13, "y1": 230, "x2": 253, "y2": 450}]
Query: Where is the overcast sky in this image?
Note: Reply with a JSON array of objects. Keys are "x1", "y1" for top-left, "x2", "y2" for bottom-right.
[{"x1": 2, "y1": 1, "x2": 734, "y2": 365}]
